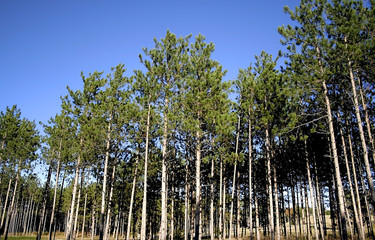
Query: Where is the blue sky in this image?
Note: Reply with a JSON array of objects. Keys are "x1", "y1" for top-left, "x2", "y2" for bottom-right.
[{"x1": 0, "y1": 0, "x2": 300, "y2": 129}]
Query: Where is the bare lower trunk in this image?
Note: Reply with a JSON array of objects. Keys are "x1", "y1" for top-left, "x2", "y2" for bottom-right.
[
  {"x1": 126, "y1": 154, "x2": 139, "y2": 240},
  {"x1": 2, "y1": 159, "x2": 22, "y2": 240},
  {"x1": 273, "y1": 166, "x2": 280, "y2": 240},
  {"x1": 185, "y1": 155, "x2": 190, "y2": 240},
  {"x1": 305, "y1": 140, "x2": 319, "y2": 240},
  {"x1": 322, "y1": 79, "x2": 347, "y2": 240},
  {"x1": 347, "y1": 132, "x2": 365, "y2": 239},
  {"x1": 81, "y1": 193, "x2": 87, "y2": 240},
  {"x1": 67, "y1": 147, "x2": 82, "y2": 240},
  {"x1": 159, "y1": 98, "x2": 169, "y2": 240},
  {"x1": 219, "y1": 158, "x2": 223, "y2": 240},
  {"x1": 348, "y1": 61, "x2": 375, "y2": 209},
  {"x1": 248, "y1": 113, "x2": 253, "y2": 240},
  {"x1": 49, "y1": 156, "x2": 62, "y2": 240},
  {"x1": 339, "y1": 124, "x2": 364, "y2": 239},
  {"x1": 141, "y1": 102, "x2": 151, "y2": 240},
  {"x1": 37, "y1": 163, "x2": 53, "y2": 240},
  {"x1": 73, "y1": 169, "x2": 83, "y2": 240},
  {"x1": 100, "y1": 120, "x2": 112, "y2": 240},
  {"x1": 195, "y1": 131, "x2": 202, "y2": 240},
  {"x1": 105, "y1": 165, "x2": 116, "y2": 240},
  {"x1": 229, "y1": 116, "x2": 240, "y2": 240},
  {"x1": 265, "y1": 128, "x2": 274, "y2": 240},
  {"x1": 210, "y1": 147, "x2": 214, "y2": 240},
  {"x1": 1, "y1": 178, "x2": 12, "y2": 229},
  {"x1": 254, "y1": 170, "x2": 260, "y2": 240}
]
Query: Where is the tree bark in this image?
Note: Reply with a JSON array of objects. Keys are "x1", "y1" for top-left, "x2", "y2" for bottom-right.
[
  {"x1": 49, "y1": 154, "x2": 62, "y2": 240},
  {"x1": 67, "y1": 139, "x2": 82, "y2": 240},
  {"x1": 195, "y1": 130, "x2": 202, "y2": 240},
  {"x1": 141, "y1": 101, "x2": 151, "y2": 240},
  {"x1": 37, "y1": 163, "x2": 53, "y2": 240},
  {"x1": 304, "y1": 140, "x2": 320, "y2": 240},
  {"x1": 105, "y1": 165, "x2": 116, "y2": 240},
  {"x1": 159, "y1": 97, "x2": 169, "y2": 240},
  {"x1": 2, "y1": 159, "x2": 21, "y2": 240},
  {"x1": 229, "y1": 116, "x2": 240, "y2": 240},
  {"x1": 100, "y1": 119, "x2": 112, "y2": 240},
  {"x1": 126, "y1": 153, "x2": 139, "y2": 240}
]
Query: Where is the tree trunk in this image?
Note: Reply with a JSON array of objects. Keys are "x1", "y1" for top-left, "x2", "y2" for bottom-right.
[
  {"x1": 37, "y1": 163, "x2": 53, "y2": 240},
  {"x1": 229, "y1": 116, "x2": 240, "y2": 240},
  {"x1": 105, "y1": 165, "x2": 116, "y2": 240},
  {"x1": 317, "y1": 43, "x2": 347, "y2": 239},
  {"x1": 73, "y1": 169, "x2": 83, "y2": 240},
  {"x1": 248, "y1": 111, "x2": 253, "y2": 240},
  {"x1": 185, "y1": 154, "x2": 190, "y2": 240},
  {"x1": 159, "y1": 97, "x2": 169, "y2": 240},
  {"x1": 265, "y1": 128, "x2": 274, "y2": 240},
  {"x1": 254, "y1": 170, "x2": 260, "y2": 240},
  {"x1": 347, "y1": 59, "x2": 375, "y2": 209},
  {"x1": 347, "y1": 132, "x2": 366, "y2": 239},
  {"x1": 2, "y1": 159, "x2": 21, "y2": 240},
  {"x1": 195, "y1": 130, "x2": 202, "y2": 240},
  {"x1": 49, "y1": 155, "x2": 62, "y2": 240},
  {"x1": 100, "y1": 119, "x2": 112, "y2": 240},
  {"x1": 273, "y1": 166, "x2": 280, "y2": 240},
  {"x1": 81, "y1": 193, "x2": 87, "y2": 240},
  {"x1": 210, "y1": 143, "x2": 214, "y2": 240},
  {"x1": 1, "y1": 178, "x2": 12, "y2": 230},
  {"x1": 126, "y1": 153, "x2": 139, "y2": 240},
  {"x1": 67, "y1": 141, "x2": 82, "y2": 240},
  {"x1": 219, "y1": 158, "x2": 223, "y2": 240},
  {"x1": 338, "y1": 124, "x2": 364, "y2": 239},
  {"x1": 304, "y1": 140, "x2": 319, "y2": 240},
  {"x1": 141, "y1": 101, "x2": 151, "y2": 240}
]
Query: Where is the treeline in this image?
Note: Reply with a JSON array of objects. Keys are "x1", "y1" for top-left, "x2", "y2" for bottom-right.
[{"x1": 1, "y1": 0, "x2": 375, "y2": 240}]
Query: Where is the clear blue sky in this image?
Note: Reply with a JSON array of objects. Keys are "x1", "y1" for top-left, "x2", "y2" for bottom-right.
[{"x1": 0, "y1": 0, "x2": 300, "y2": 129}]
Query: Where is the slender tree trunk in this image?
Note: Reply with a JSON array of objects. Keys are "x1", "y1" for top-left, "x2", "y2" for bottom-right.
[
  {"x1": 347, "y1": 60, "x2": 375, "y2": 210},
  {"x1": 2, "y1": 159, "x2": 22, "y2": 240},
  {"x1": 313, "y1": 162, "x2": 325, "y2": 239},
  {"x1": 219, "y1": 158, "x2": 223, "y2": 240},
  {"x1": 141, "y1": 101, "x2": 151, "y2": 240},
  {"x1": 273, "y1": 166, "x2": 280, "y2": 240},
  {"x1": 185, "y1": 155, "x2": 190, "y2": 240},
  {"x1": 254, "y1": 171, "x2": 260, "y2": 240},
  {"x1": 304, "y1": 140, "x2": 319, "y2": 240},
  {"x1": 347, "y1": 132, "x2": 366, "y2": 239},
  {"x1": 105, "y1": 165, "x2": 116, "y2": 240},
  {"x1": 210, "y1": 143, "x2": 214, "y2": 240},
  {"x1": 81, "y1": 193, "x2": 87, "y2": 240},
  {"x1": 55, "y1": 170, "x2": 66, "y2": 240},
  {"x1": 195, "y1": 130, "x2": 202, "y2": 240},
  {"x1": 49, "y1": 155, "x2": 62, "y2": 240},
  {"x1": 171, "y1": 171, "x2": 175, "y2": 240},
  {"x1": 73, "y1": 169, "x2": 83, "y2": 240},
  {"x1": 317, "y1": 44, "x2": 347, "y2": 239},
  {"x1": 37, "y1": 163, "x2": 53, "y2": 240},
  {"x1": 126, "y1": 153, "x2": 139, "y2": 240},
  {"x1": 159, "y1": 98, "x2": 169, "y2": 240},
  {"x1": 223, "y1": 174, "x2": 226, "y2": 239},
  {"x1": 90, "y1": 196, "x2": 96, "y2": 240},
  {"x1": 100, "y1": 119, "x2": 112, "y2": 240},
  {"x1": 265, "y1": 127, "x2": 274, "y2": 240},
  {"x1": 236, "y1": 168, "x2": 240, "y2": 239},
  {"x1": 229, "y1": 116, "x2": 240, "y2": 240},
  {"x1": 67, "y1": 139, "x2": 82, "y2": 240},
  {"x1": 358, "y1": 79, "x2": 375, "y2": 166},
  {"x1": 1, "y1": 178, "x2": 12, "y2": 230},
  {"x1": 338, "y1": 124, "x2": 364, "y2": 239},
  {"x1": 248, "y1": 112, "x2": 253, "y2": 240}
]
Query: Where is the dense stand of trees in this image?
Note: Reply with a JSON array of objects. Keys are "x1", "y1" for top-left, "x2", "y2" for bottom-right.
[{"x1": 1, "y1": 1, "x2": 375, "y2": 240}]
